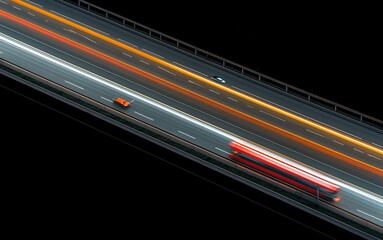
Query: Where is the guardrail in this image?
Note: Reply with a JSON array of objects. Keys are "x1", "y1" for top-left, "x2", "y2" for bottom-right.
[{"x1": 58, "y1": 0, "x2": 383, "y2": 132}]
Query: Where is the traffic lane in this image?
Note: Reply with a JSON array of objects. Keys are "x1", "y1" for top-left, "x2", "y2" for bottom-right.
[
  {"x1": 3, "y1": 39, "x2": 383, "y2": 202},
  {"x1": 340, "y1": 188, "x2": 383, "y2": 227},
  {"x1": 3, "y1": 35, "x2": 383, "y2": 228},
  {"x1": 2, "y1": 6, "x2": 382, "y2": 167},
  {"x1": 1, "y1": 8, "x2": 382, "y2": 188},
  {"x1": 1, "y1": 25, "x2": 382, "y2": 195},
  {"x1": 21, "y1": 0, "x2": 383, "y2": 152},
  {"x1": 0, "y1": 33, "x2": 232, "y2": 152},
  {"x1": 9, "y1": 0, "x2": 383, "y2": 154}
]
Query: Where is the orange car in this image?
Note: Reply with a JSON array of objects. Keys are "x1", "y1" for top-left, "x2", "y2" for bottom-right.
[{"x1": 113, "y1": 97, "x2": 130, "y2": 108}]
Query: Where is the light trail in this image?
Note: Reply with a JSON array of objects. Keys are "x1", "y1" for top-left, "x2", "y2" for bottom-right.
[
  {"x1": 11, "y1": 0, "x2": 383, "y2": 157},
  {"x1": 1, "y1": 31, "x2": 382, "y2": 206},
  {"x1": 0, "y1": 8, "x2": 381, "y2": 176}
]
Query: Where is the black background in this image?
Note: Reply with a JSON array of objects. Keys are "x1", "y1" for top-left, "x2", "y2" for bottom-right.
[{"x1": 2, "y1": 0, "x2": 380, "y2": 238}]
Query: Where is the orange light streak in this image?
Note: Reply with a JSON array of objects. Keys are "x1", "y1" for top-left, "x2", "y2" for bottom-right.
[
  {"x1": 12, "y1": 0, "x2": 383, "y2": 158},
  {"x1": 2, "y1": 6, "x2": 382, "y2": 176}
]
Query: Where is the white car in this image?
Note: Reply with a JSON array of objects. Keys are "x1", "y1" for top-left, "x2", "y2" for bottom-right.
[{"x1": 210, "y1": 76, "x2": 226, "y2": 84}]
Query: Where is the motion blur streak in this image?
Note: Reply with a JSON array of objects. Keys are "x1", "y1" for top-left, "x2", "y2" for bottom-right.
[
  {"x1": 12, "y1": 0, "x2": 383, "y2": 157},
  {"x1": 1, "y1": 8, "x2": 381, "y2": 176},
  {"x1": 2, "y1": 31, "x2": 382, "y2": 205}
]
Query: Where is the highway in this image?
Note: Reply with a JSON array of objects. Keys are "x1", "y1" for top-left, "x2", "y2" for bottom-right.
[{"x1": 0, "y1": 0, "x2": 382, "y2": 230}]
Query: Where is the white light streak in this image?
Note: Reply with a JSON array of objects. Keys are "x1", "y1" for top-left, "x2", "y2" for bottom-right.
[{"x1": 1, "y1": 32, "x2": 382, "y2": 206}]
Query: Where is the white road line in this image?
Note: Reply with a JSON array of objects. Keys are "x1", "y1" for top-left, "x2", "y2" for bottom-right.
[
  {"x1": 0, "y1": 0, "x2": 8, "y2": 4},
  {"x1": 260, "y1": 110, "x2": 286, "y2": 122},
  {"x1": 134, "y1": 111, "x2": 154, "y2": 121},
  {"x1": 142, "y1": 48, "x2": 164, "y2": 58},
  {"x1": 117, "y1": 38, "x2": 138, "y2": 48},
  {"x1": 368, "y1": 154, "x2": 381, "y2": 160},
  {"x1": 357, "y1": 209, "x2": 383, "y2": 222},
  {"x1": 188, "y1": 80, "x2": 204, "y2": 87},
  {"x1": 122, "y1": 52, "x2": 132, "y2": 58},
  {"x1": 26, "y1": 0, "x2": 43, "y2": 8},
  {"x1": 305, "y1": 129, "x2": 325, "y2": 138},
  {"x1": 79, "y1": 34, "x2": 96, "y2": 43},
  {"x1": 227, "y1": 97, "x2": 238, "y2": 102},
  {"x1": 177, "y1": 130, "x2": 195, "y2": 139},
  {"x1": 215, "y1": 147, "x2": 230, "y2": 155},
  {"x1": 332, "y1": 140, "x2": 344, "y2": 146},
  {"x1": 0, "y1": 51, "x2": 3, "y2": 54},
  {"x1": 353, "y1": 148, "x2": 364, "y2": 153},
  {"x1": 140, "y1": 60, "x2": 150, "y2": 65},
  {"x1": 27, "y1": 12, "x2": 35, "y2": 17},
  {"x1": 173, "y1": 61, "x2": 208, "y2": 77},
  {"x1": 372, "y1": 142, "x2": 383, "y2": 149},
  {"x1": 101, "y1": 96, "x2": 113, "y2": 103},
  {"x1": 12, "y1": 6, "x2": 22, "y2": 10},
  {"x1": 65, "y1": 80, "x2": 84, "y2": 90},
  {"x1": 63, "y1": 28, "x2": 77, "y2": 34},
  {"x1": 247, "y1": 105, "x2": 254, "y2": 108},
  {"x1": 50, "y1": 10, "x2": 110, "y2": 36},
  {"x1": 158, "y1": 66, "x2": 176, "y2": 76},
  {"x1": 209, "y1": 89, "x2": 220, "y2": 94}
]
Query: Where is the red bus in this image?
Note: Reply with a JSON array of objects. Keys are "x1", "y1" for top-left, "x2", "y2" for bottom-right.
[{"x1": 229, "y1": 141, "x2": 340, "y2": 202}]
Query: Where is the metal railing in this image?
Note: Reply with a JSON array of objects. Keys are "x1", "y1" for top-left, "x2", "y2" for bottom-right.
[{"x1": 58, "y1": 0, "x2": 383, "y2": 132}]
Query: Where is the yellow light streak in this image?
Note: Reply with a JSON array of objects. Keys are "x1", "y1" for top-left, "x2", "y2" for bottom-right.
[{"x1": 12, "y1": 0, "x2": 383, "y2": 157}]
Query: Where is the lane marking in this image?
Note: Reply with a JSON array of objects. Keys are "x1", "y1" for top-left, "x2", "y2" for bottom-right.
[
  {"x1": 142, "y1": 48, "x2": 163, "y2": 58},
  {"x1": 247, "y1": 105, "x2": 254, "y2": 108},
  {"x1": 306, "y1": 129, "x2": 325, "y2": 138},
  {"x1": 158, "y1": 66, "x2": 176, "y2": 76},
  {"x1": 140, "y1": 60, "x2": 149, "y2": 65},
  {"x1": 101, "y1": 96, "x2": 112, "y2": 103},
  {"x1": 357, "y1": 209, "x2": 383, "y2": 222},
  {"x1": 122, "y1": 52, "x2": 132, "y2": 58},
  {"x1": 368, "y1": 154, "x2": 381, "y2": 160},
  {"x1": 78, "y1": 34, "x2": 96, "y2": 43},
  {"x1": 188, "y1": 80, "x2": 204, "y2": 88},
  {"x1": 227, "y1": 97, "x2": 238, "y2": 102},
  {"x1": 26, "y1": 0, "x2": 42, "y2": 8},
  {"x1": 134, "y1": 111, "x2": 154, "y2": 121},
  {"x1": 177, "y1": 130, "x2": 196, "y2": 139},
  {"x1": 27, "y1": 12, "x2": 35, "y2": 17},
  {"x1": 65, "y1": 80, "x2": 84, "y2": 90},
  {"x1": 353, "y1": 148, "x2": 364, "y2": 154},
  {"x1": 63, "y1": 28, "x2": 77, "y2": 34},
  {"x1": 260, "y1": 110, "x2": 286, "y2": 122},
  {"x1": 117, "y1": 38, "x2": 138, "y2": 48},
  {"x1": 372, "y1": 142, "x2": 383, "y2": 149},
  {"x1": 215, "y1": 147, "x2": 230, "y2": 155},
  {"x1": 50, "y1": 10, "x2": 110, "y2": 36},
  {"x1": 0, "y1": 0, "x2": 8, "y2": 4},
  {"x1": 12, "y1": 6, "x2": 22, "y2": 10},
  {"x1": 332, "y1": 140, "x2": 344, "y2": 146},
  {"x1": 209, "y1": 89, "x2": 220, "y2": 95}
]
